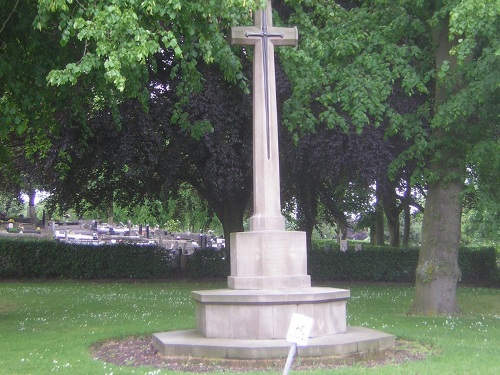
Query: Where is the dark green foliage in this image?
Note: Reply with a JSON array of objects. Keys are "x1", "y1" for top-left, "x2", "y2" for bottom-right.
[
  {"x1": 310, "y1": 240, "x2": 499, "y2": 286},
  {"x1": 309, "y1": 245, "x2": 419, "y2": 283},
  {"x1": 458, "y1": 247, "x2": 499, "y2": 285},
  {"x1": 0, "y1": 239, "x2": 174, "y2": 279},
  {"x1": 1, "y1": 239, "x2": 496, "y2": 285},
  {"x1": 187, "y1": 248, "x2": 230, "y2": 279}
]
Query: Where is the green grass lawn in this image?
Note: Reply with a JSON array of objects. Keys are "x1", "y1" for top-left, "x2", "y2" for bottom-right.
[{"x1": 0, "y1": 281, "x2": 498, "y2": 374}]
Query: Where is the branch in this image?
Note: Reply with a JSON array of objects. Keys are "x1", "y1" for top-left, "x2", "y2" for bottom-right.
[
  {"x1": 0, "y1": 0, "x2": 20, "y2": 36},
  {"x1": 396, "y1": 193, "x2": 425, "y2": 213}
]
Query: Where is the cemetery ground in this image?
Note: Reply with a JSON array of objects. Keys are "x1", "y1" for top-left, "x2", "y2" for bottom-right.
[{"x1": 0, "y1": 281, "x2": 498, "y2": 375}]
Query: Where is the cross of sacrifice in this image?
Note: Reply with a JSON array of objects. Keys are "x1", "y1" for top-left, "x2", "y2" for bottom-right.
[{"x1": 231, "y1": 0, "x2": 298, "y2": 231}]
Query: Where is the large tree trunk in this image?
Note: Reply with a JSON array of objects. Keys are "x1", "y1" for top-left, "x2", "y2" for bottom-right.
[
  {"x1": 376, "y1": 209, "x2": 385, "y2": 244},
  {"x1": 372, "y1": 206, "x2": 385, "y2": 245},
  {"x1": 411, "y1": 16, "x2": 465, "y2": 315},
  {"x1": 383, "y1": 203, "x2": 400, "y2": 247},
  {"x1": 402, "y1": 181, "x2": 412, "y2": 247},
  {"x1": 216, "y1": 199, "x2": 246, "y2": 254},
  {"x1": 210, "y1": 201, "x2": 245, "y2": 276},
  {"x1": 412, "y1": 157, "x2": 463, "y2": 314},
  {"x1": 296, "y1": 198, "x2": 316, "y2": 275},
  {"x1": 336, "y1": 219, "x2": 347, "y2": 241}
]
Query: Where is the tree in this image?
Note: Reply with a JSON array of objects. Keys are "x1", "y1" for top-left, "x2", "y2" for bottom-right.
[
  {"x1": 169, "y1": 61, "x2": 254, "y2": 244},
  {"x1": 39, "y1": 53, "x2": 254, "y2": 247},
  {"x1": 1, "y1": 0, "x2": 92, "y2": 157},
  {"x1": 169, "y1": 183, "x2": 223, "y2": 234},
  {"x1": 0, "y1": 132, "x2": 46, "y2": 221},
  {"x1": 412, "y1": 1, "x2": 499, "y2": 314},
  {"x1": 278, "y1": 1, "x2": 427, "y2": 250},
  {"x1": 1, "y1": 0, "x2": 123, "y2": 221},
  {"x1": 1, "y1": 0, "x2": 258, "y2": 188},
  {"x1": 2, "y1": 1, "x2": 261, "y2": 244},
  {"x1": 33, "y1": 0, "x2": 261, "y2": 108},
  {"x1": 461, "y1": 137, "x2": 500, "y2": 246},
  {"x1": 279, "y1": 0, "x2": 499, "y2": 315},
  {"x1": 281, "y1": 121, "x2": 392, "y2": 252}
]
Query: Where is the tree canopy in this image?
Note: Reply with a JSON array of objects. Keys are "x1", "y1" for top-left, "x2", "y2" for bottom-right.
[
  {"x1": 277, "y1": 0, "x2": 499, "y2": 314},
  {"x1": 39, "y1": 55, "x2": 254, "y2": 245}
]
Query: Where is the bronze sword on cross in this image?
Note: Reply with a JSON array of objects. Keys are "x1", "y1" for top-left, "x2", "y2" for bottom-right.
[{"x1": 231, "y1": 1, "x2": 298, "y2": 160}]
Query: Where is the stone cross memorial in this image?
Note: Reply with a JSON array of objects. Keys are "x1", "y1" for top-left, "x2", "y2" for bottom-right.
[
  {"x1": 153, "y1": 0, "x2": 395, "y2": 360},
  {"x1": 227, "y1": 0, "x2": 310, "y2": 291}
]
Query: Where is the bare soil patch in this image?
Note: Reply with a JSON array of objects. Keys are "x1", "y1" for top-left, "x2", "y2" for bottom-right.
[{"x1": 91, "y1": 336, "x2": 430, "y2": 372}]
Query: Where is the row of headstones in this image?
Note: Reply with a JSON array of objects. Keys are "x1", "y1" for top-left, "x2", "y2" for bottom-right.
[
  {"x1": 340, "y1": 240, "x2": 363, "y2": 252},
  {"x1": 51, "y1": 220, "x2": 225, "y2": 252}
]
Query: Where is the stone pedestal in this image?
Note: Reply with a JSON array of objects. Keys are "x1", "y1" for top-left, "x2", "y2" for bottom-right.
[
  {"x1": 228, "y1": 230, "x2": 311, "y2": 289},
  {"x1": 186, "y1": 229, "x2": 351, "y2": 348},
  {"x1": 193, "y1": 288, "x2": 349, "y2": 339}
]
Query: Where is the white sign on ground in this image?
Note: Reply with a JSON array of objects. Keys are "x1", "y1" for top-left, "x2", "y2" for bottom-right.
[
  {"x1": 286, "y1": 313, "x2": 313, "y2": 346},
  {"x1": 283, "y1": 313, "x2": 314, "y2": 375}
]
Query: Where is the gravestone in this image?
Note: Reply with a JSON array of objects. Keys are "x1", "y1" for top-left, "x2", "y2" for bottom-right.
[
  {"x1": 340, "y1": 239, "x2": 348, "y2": 252},
  {"x1": 153, "y1": 0, "x2": 394, "y2": 359}
]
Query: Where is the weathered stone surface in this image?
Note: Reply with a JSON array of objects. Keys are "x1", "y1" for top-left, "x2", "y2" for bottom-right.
[
  {"x1": 192, "y1": 288, "x2": 349, "y2": 339},
  {"x1": 229, "y1": 230, "x2": 310, "y2": 289},
  {"x1": 153, "y1": 327, "x2": 396, "y2": 359}
]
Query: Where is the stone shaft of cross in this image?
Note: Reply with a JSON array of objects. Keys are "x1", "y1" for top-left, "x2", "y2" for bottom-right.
[
  {"x1": 245, "y1": 8, "x2": 285, "y2": 160},
  {"x1": 231, "y1": 0, "x2": 298, "y2": 231}
]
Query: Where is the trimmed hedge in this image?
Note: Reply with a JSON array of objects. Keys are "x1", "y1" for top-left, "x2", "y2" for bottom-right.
[
  {"x1": 0, "y1": 238, "x2": 497, "y2": 285},
  {"x1": 309, "y1": 247, "x2": 418, "y2": 282},
  {"x1": 187, "y1": 247, "x2": 230, "y2": 279},
  {"x1": 310, "y1": 240, "x2": 499, "y2": 285},
  {"x1": 0, "y1": 238, "x2": 174, "y2": 279}
]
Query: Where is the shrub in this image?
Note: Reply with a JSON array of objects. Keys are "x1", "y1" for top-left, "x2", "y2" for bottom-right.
[
  {"x1": 458, "y1": 246, "x2": 498, "y2": 285},
  {"x1": 0, "y1": 238, "x2": 175, "y2": 279},
  {"x1": 310, "y1": 240, "x2": 499, "y2": 285},
  {"x1": 1, "y1": 238, "x2": 497, "y2": 285},
  {"x1": 187, "y1": 248, "x2": 229, "y2": 279}
]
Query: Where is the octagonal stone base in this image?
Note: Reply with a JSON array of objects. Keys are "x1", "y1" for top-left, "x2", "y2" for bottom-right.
[{"x1": 192, "y1": 287, "x2": 349, "y2": 340}]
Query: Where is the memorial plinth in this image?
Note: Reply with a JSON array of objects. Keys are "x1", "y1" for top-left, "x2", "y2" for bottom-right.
[
  {"x1": 228, "y1": 230, "x2": 311, "y2": 289},
  {"x1": 193, "y1": 288, "x2": 349, "y2": 339}
]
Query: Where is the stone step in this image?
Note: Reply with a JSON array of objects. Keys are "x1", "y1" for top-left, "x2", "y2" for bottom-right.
[{"x1": 153, "y1": 326, "x2": 396, "y2": 359}]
